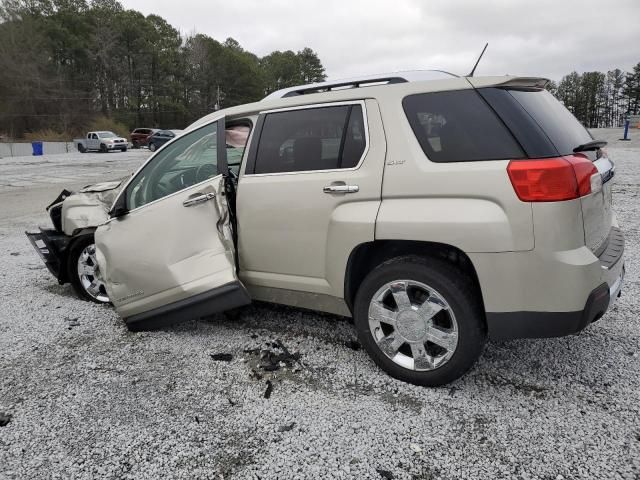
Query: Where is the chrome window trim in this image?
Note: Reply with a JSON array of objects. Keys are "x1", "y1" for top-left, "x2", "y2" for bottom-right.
[{"x1": 243, "y1": 100, "x2": 370, "y2": 178}]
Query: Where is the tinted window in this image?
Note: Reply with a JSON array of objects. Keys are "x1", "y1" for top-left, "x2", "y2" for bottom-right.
[
  {"x1": 253, "y1": 104, "x2": 366, "y2": 174},
  {"x1": 403, "y1": 90, "x2": 525, "y2": 162},
  {"x1": 507, "y1": 89, "x2": 593, "y2": 156}
]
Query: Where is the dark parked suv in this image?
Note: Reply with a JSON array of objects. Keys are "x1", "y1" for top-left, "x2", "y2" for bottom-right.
[
  {"x1": 147, "y1": 129, "x2": 183, "y2": 151},
  {"x1": 130, "y1": 128, "x2": 158, "y2": 148}
]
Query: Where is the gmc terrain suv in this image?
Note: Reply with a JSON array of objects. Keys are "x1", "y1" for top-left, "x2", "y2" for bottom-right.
[{"x1": 27, "y1": 71, "x2": 624, "y2": 386}]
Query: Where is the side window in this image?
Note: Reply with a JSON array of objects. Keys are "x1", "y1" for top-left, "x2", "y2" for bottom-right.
[
  {"x1": 126, "y1": 122, "x2": 219, "y2": 210},
  {"x1": 253, "y1": 104, "x2": 366, "y2": 174},
  {"x1": 91, "y1": 133, "x2": 97, "y2": 140},
  {"x1": 402, "y1": 90, "x2": 525, "y2": 162}
]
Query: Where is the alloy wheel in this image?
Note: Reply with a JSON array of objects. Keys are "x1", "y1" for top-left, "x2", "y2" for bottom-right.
[
  {"x1": 368, "y1": 280, "x2": 458, "y2": 371},
  {"x1": 77, "y1": 244, "x2": 109, "y2": 303}
]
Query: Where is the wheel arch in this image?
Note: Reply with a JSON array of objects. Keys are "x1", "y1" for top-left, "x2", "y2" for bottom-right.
[{"x1": 344, "y1": 240, "x2": 485, "y2": 315}]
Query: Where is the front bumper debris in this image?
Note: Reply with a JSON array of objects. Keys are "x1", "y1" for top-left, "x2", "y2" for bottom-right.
[{"x1": 25, "y1": 228, "x2": 72, "y2": 284}]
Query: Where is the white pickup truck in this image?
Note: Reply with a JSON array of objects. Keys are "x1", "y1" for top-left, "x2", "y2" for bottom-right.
[{"x1": 74, "y1": 131, "x2": 128, "y2": 153}]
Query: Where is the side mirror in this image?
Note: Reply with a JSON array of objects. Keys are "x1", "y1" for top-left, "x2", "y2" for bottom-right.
[{"x1": 109, "y1": 192, "x2": 129, "y2": 218}]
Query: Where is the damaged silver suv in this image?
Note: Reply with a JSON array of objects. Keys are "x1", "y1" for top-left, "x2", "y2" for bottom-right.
[{"x1": 27, "y1": 71, "x2": 625, "y2": 386}]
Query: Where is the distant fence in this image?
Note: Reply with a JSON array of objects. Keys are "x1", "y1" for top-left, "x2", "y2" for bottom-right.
[{"x1": 0, "y1": 141, "x2": 77, "y2": 158}]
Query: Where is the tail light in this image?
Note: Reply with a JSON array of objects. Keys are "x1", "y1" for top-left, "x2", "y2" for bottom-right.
[{"x1": 507, "y1": 155, "x2": 598, "y2": 202}]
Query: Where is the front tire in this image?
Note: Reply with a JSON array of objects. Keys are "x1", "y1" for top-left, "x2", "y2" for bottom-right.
[
  {"x1": 149, "y1": 142, "x2": 156, "y2": 152},
  {"x1": 99, "y1": 143, "x2": 107, "y2": 153},
  {"x1": 353, "y1": 256, "x2": 485, "y2": 386},
  {"x1": 67, "y1": 235, "x2": 110, "y2": 304}
]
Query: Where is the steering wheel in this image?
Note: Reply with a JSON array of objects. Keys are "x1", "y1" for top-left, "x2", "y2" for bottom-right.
[
  {"x1": 195, "y1": 163, "x2": 217, "y2": 183},
  {"x1": 152, "y1": 178, "x2": 173, "y2": 199}
]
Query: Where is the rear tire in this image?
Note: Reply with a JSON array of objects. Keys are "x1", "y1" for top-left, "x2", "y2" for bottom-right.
[
  {"x1": 353, "y1": 255, "x2": 485, "y2": 386},
  {"x1": 77, "y1": 144, "x2": 86, "y2": 153},
  {"x1": 67, "y1": 235, "x2": 110, "y2": 304}
]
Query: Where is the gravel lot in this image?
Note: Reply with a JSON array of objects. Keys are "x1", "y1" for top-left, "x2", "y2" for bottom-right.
[{"x1": 0, "y1": 130, "x2": 638, "y2": 479}]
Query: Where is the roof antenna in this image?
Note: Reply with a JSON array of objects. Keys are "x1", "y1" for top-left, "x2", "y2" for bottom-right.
[{"x1": 468, "y1": 43, "x2": 488, "y2": 77}]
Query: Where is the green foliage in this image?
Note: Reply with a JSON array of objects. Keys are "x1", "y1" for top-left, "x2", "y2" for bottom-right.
[
  {"x1": 260, "y1": 48, "x2": 326, "y2": 94},
  {"x1": 24, "y1": 129, "x2": 73, "y2": 141},
  {"x1": 88, "y1": 115, "x2": 129, "y2": 138},
  {"x1": 0, "y1": 0, "x2": 327, "y2": 137},
  {"x1": 556, "y1": 65, "x2": 639, "y2": 128}
]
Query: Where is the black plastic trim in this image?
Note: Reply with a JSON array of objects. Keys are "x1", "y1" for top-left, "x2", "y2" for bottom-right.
[
  {"x1": 476, "y1": 87, "x2": 560, "y2": 159},
  {"x1": 25, "y1": 228, "x2": 73, "y2": 283},
  {"x1": 281, "y1": 77, "x2": 407, "y2": 97},
  {"x1": 244, "y1": 114, "x2": 265, "y2": 175},
  {"x1": 597, "y1": 227, "x2": 624, "y2": 269},
  {"x1": 486, "y1": 283, "x2": 610, "y2": 340},
  {"x1": 124, "y1": 281, "x2": 251, "y2": 332},
  {"x1": 216, "y1": 115, "x2": 227, "y2": 175}
]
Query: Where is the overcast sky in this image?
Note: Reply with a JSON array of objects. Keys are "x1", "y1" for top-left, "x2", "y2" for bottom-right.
[{"x1": 123, "y1": 0, "x2": 640, "y2": 81}]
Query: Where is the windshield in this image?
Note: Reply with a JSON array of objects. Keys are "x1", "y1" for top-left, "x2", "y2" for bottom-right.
[{"x1": 98, "y1": 131, "x2": 117, "y2": 138}]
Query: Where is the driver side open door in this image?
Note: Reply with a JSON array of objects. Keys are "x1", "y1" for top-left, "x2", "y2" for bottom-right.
[{"x1": 94, "y1": 116, "x2": 250, "y2": 331}]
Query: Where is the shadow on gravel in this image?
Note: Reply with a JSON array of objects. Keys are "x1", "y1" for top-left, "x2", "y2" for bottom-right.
[{"x1": 42, "y1": 283, "x2": 78, "y2": 299}]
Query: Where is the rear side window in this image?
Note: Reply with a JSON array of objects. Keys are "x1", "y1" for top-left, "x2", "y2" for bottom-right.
[
  {"x1": 504, "y1": 89, "x2": 592, "y2": 156},
  {"x1": 402, "y1": 90, "x2": 525, "y2": 162},
  {"x1": 252, "y1": 104, "x2": 366, "y2": 174}
]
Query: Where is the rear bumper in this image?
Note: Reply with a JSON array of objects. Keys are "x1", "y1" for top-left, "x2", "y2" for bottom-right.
[
  {"x1": 476, "y1": 227, "x2": 625, "y2": 340},
  {"x1": 486, "y1": 276, "x2": 620, "y2": 340},
  {"x1": 25, "y1": 228, "x2": 72, "y2": 283}
]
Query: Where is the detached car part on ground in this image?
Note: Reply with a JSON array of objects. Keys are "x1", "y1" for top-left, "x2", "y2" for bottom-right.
[{"x1": 27, "y1": 71, "x2": 625, "y2": 386}]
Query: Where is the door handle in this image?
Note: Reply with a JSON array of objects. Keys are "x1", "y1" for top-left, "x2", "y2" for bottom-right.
[
  {"x1": 183, "y1": 192, "x2": 216, "y2": 207},
  {"x1": 323, "y1": 184, "x2": 359, "y2": 194}
]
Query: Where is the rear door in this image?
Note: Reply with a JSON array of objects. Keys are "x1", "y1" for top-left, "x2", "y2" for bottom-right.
[
  {"x1": 236, "y1": 100, "x2": 386, "y2": 302},
  {"x1": 95, "y1": 117, "x2": 250, "y2": 331},
  {"x1": 88, "y1": 133, "x2": 98, "y2": 150}
]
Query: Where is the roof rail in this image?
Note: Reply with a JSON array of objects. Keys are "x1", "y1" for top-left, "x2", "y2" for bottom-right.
[{"x1": 263, "y1": 70, "x2": 459, "y2": 100}]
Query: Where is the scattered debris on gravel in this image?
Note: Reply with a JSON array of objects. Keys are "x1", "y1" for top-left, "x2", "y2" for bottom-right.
[
  {"x1": 0, "y1": 412, "x2": 12, "y2": 427},
  {"x1": 277, "y1": 422, "x2": 295, "y2": 432},
  {"x1": 376, "y1": 469, "x2": 395, "y2": 480},
  {"x1": 210, "y1": 352, "x2": 233, "y2": 362},
  {"x1": 263, "y1": 380, "x2": 273, "y2": 399}
]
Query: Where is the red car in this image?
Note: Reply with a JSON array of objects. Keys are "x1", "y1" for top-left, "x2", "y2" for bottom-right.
[{"x1": 130, "y1": 128, "x2": 158, "y2": 149}]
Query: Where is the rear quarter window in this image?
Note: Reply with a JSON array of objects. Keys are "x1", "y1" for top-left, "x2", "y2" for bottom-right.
[
  {"x1": 505, "y1": 89, "x2": 593, "y2": 156},
  {"x1": 402, "y1": 90, "x2": 525, "y2": 162}
]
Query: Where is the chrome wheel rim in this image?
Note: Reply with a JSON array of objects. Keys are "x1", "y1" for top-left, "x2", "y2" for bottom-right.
[
  {"x1": 368, "y1": 280, "x2": 458, "y2": 371},
  {"x1": 77, "y1": 244, "x2": 109, "y2": 303}
]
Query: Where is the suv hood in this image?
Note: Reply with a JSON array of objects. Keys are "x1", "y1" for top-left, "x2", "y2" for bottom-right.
[{"x1": 52, "y1": 180, "x2": 125, "y2": 236}]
